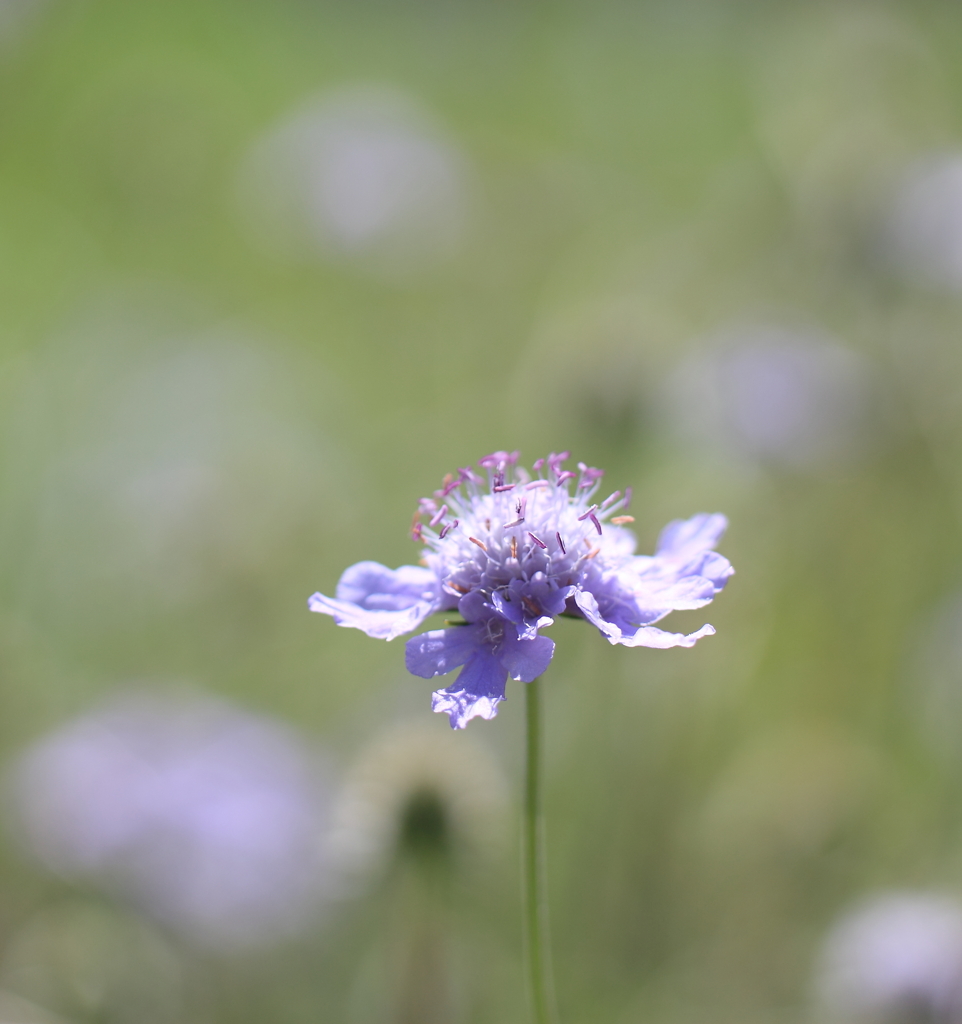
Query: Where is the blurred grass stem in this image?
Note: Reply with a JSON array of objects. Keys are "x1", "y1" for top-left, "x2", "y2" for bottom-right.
[{"x1": 524, "y1": 677, "x2": 558, "y2": 1024}]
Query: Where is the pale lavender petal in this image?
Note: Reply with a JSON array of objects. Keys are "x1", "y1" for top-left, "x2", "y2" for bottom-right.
[
  {"x1": 309, "y1": 561, "x2": 440, "y2": 641},
  {"x1": 308, "y1": 593, "x2": 436, "y2": 641},
  {"x1": 431, "y1": 647, "x2": 507, "y2": 729},
  {"x1": 574, "y1": 588, "x2": 629, "y2": 642},
  {"x1": 574, "y1": 588, "x2": 715, "y2": 648},
  {"x1": 498, "y1": 633, "x2": 555, "y2": 681},
  {"x1": 632, "y1": 574, "x2": 718, "y2": 613},
  {"x1": 335, "y1": 561, "x2": 437, "y2": 610},
  {"x1": 615, "y1": 623, "x2": 716, "y2": 648},
  {"x1": 656, "y1": 513, "x2": 728, "y2": 560},
  {"x1": 405, "y1": 625, "x2": 482, "y2": 678},
  {"x1": 697, "y1": 550, "x2": 735, "y2": 591}
]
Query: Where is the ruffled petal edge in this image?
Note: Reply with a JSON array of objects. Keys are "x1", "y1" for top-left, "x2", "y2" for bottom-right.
[
  {"x1": 574, "y1": 588, "x2": 716, "y2": 648},
  {"x1": 308, "y1": 592, "x2": 437, "y2": 641},
  {"x1": 309, "y1": 561, "x2": 440, "y2": 641}
]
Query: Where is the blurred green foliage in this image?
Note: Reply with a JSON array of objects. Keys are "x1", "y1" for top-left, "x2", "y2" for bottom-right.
[{"x1": 3, "y1": 1, "x2": 962, "y2": 1022}]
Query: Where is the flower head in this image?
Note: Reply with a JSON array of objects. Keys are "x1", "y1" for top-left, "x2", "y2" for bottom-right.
[
  {"x1": 309, "y1": 452, "x2": 733, "y2": 728},
  {"x1": 9, "y1": 689, "x2": 333, "y2": 949},
  {"x1": 816, "y1": 892, "x2": 962, "y2": 1022}
]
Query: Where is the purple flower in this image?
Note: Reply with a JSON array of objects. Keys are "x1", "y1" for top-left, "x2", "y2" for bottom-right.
[
  {"x1": 309, "y1": 452, "x2": 733, "y2": 728},
  {"x1": 8, "y1": 690, "x2": 332, "y2": 949}
]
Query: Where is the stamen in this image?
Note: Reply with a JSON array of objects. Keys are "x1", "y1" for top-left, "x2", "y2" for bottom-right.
[
  {"x1": 589, "y1": 513, "x2": 602, "y2": 535},
  {"x1": 624, "y1": 486, "x2": 632, "y2": 509},
  {"x1": 528, "y1": 532, "x2": 547, "y2": 549},
  {"x1": 556, "y1": 470, "x2": 576, "y2": 484},
  {"x1": 577, "y1": 504, "x2": 599, "y2": 521},
  {"x1": 485, "y1": 519, "x2": 491, "y2": 531},
  {"x1": 587, "y1": 546, "x2": 601, "y2": 559},
  {"x1": 479, "y1": 451, "x2": 513, "y2": 469},
  {"x1": 469, "y1": 536, "x2": 488, "y2": 553},
  {"x1": 556, "y1": 532, "x2": 566, "y2": 554},
  {"x1": 503, "y1": 497, "x2": 527, "y2": 527},
  {"x1": 411, "y1": 522, "x2": 424, "y2": 542},
  {"x1": 547, "y1": 451, "x2": 570, "y2": 479},
  {"x1": 493, "y1": 483, "x2": 516, "y2": 493},
  {"x1": 525, "y1": 479, "x2": 550, "y2": 489},
  {"x1": 439, "y1": 519, "x2": 458, "y2": 539},
  {"x1": 434, "y1": 473, "x2": 456, "y2": 498},
  {"x1": 600, "y1": 490, "x2": 621, "y2": 509},
  {"x1": 611, "y1": 515, "x2": 635, "y2": 525},
  {"x1": 429, "y1": 504, "x2": 448, "y2": 527},
  {"x1": 522, "y1": 596, "x2": 541, "y2": 617},
  {"x1": 446, "y1": 581, "x2": 469, "y2": 594},
  {"x1": 533, "y1": 458, "x2": 545, "y2": 472},
  {"x1": 511, "y1": 536, "x2": 518, "y2": 560}
]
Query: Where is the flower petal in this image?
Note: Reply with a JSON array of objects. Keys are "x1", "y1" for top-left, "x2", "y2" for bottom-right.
[
  {"x1": 491, "y1": 590, "x2": 553, "y2": 641},
  {"x1": 308, "y1": 561, "x2": 440, "y2": 641},
  {"x1": 432, "y1": 647, "x2": 507, "y2": 729},
  {"x1": 630, "y1": 573, "x2": 719, "y2": 616},
  {"x1": 405, "y1": 625, "x2": 483, "y2": 678},
  {"x1": 498, "y1": 633, "x2": 555, "y2": 681},
  {"x1": 656, "y1": 513, "x2": 728, "y2": 561},
  {"x1": 574, "y1": 588, "x2": 715, "y2": 648},
  {"x1": 335, "y1": 561, "x2": 438, "y2": 610},
  {"x1": 615, "y1": 623, "x2": 716, "y2": 648}
]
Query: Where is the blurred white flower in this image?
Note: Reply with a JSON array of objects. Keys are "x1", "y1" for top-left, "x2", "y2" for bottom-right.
[
  {"x1": 663, "y1": 326, "x2": 877, "y2": 469},
  {"x1": 236, "y1": 85, "x2": 470, "y2": 273},
  {"x1": 329, "y1": 720, "x2": 507, "y2": 885},
  {"x1": 816, "y1": 893, "x2": 962, "y2": 1022},
  {"x1": 8, "y1": 690, "x2": 333, "y2": 949},
  {"x1": 882, "y1": 155, "x2": 962, "y2": 290}
]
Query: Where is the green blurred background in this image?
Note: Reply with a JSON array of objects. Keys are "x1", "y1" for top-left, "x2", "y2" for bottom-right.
[{"x1": 3, "y1": 1, "x2": 962, "y2": 1022}]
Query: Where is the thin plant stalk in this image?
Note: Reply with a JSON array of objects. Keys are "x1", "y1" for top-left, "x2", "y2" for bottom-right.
[{"x1": 523, "y1": 676, "x2": 558, "y2": 1024}]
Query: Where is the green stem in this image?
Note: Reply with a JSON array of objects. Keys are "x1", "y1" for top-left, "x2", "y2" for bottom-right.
[{"x1": 524, "y1": 677, "x2": 558, "y2": 1024}]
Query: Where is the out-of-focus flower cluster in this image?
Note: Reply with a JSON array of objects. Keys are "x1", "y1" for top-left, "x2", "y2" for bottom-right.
[
  {"x1": 7, "y1": 690, "x2": 332, "y2": 949},
  {"x1": 816, "y1": 892, "x2": 962, "y2": 1023}
]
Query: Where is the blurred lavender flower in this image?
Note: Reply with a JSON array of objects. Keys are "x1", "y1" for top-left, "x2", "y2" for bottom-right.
[
  {"x1": 816, "y1": 893, "x2": 962, "y2": 1023},
  {"x1": 883, "y1": 155, "x2": 962, "y2": 290},
  {"x1": 665, "y1": 326, "x2": 876, "y2": 470},
  {"x1": 236, "y1": 85, "x2": 469, "y2": 274},
  {"x1": 8, "y1": 690, "x2": 332, "y2": 950},
  {"x1": 310, "y1": 452, "x2": 732, "y2": 728}
]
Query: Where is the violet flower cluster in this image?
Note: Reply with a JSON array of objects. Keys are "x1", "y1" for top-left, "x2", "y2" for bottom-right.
[{"x1": 310, "y1": 452, "x2": 733, "y2": 728}]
